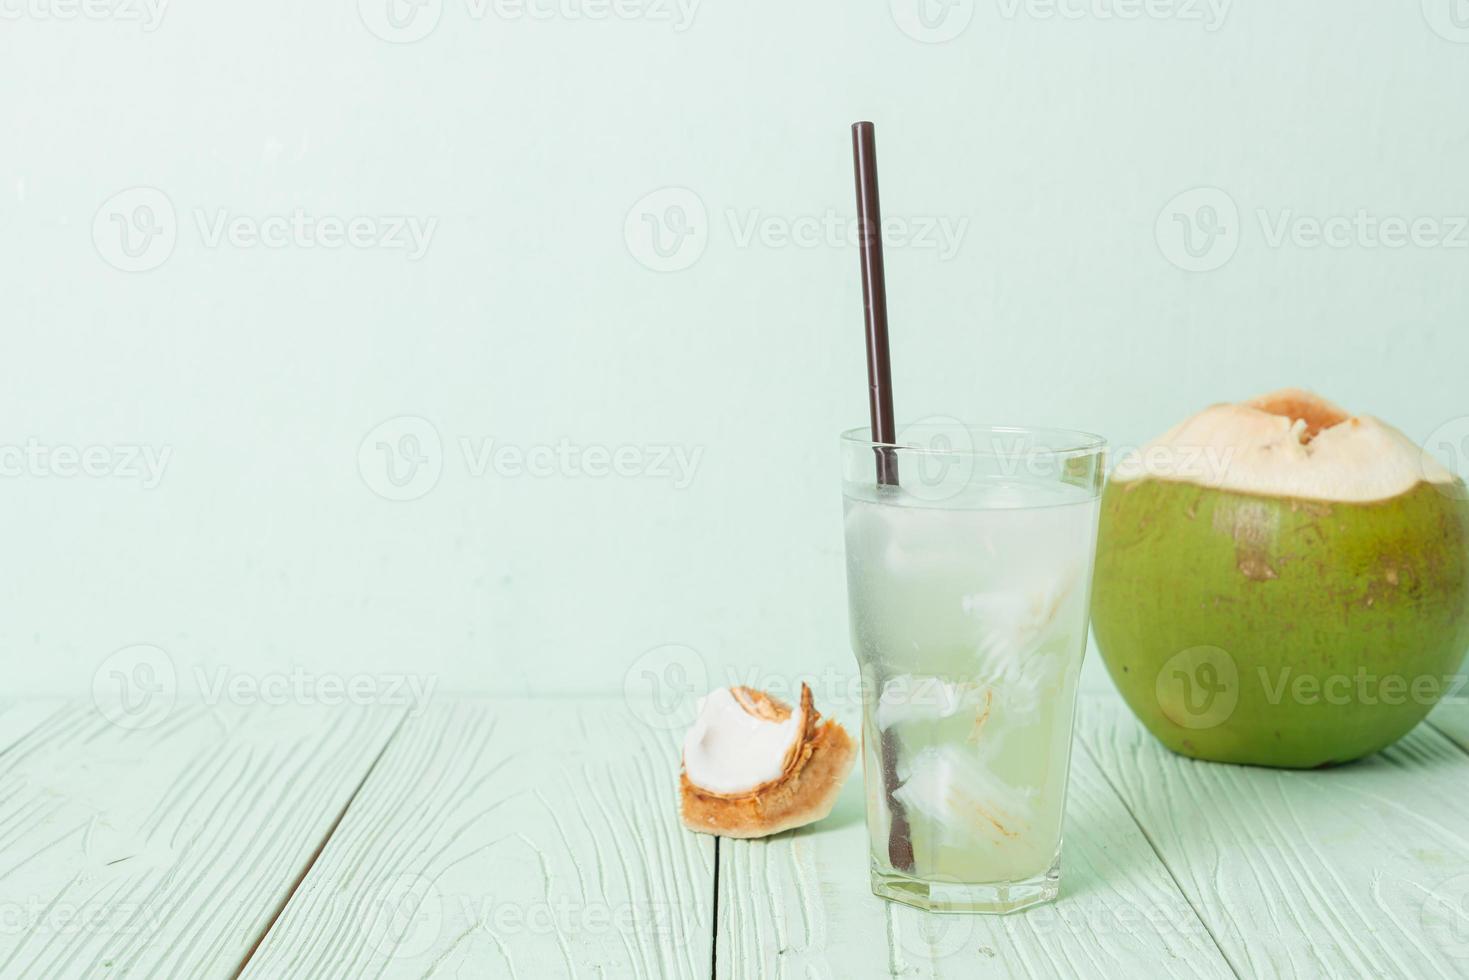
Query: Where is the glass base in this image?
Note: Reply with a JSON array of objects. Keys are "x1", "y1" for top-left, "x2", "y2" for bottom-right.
[{"x1": 870, "y1": 860, "x2": 1060, "y2": 915}]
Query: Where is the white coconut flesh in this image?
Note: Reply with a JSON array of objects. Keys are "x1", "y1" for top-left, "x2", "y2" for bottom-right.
[
  {"x1": 682, "y1": 687, "x2": 805, "y2": 796},
  {"x1": 1110, "y1": 388, "x2": 1455, "y2": 503},
  {"x1": 893, "y1": 744, "x2": 1035, "y2": 846}
]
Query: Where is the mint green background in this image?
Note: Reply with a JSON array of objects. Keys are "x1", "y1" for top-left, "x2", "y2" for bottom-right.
[{"x1": 2, "y1": 3, "x2": 1467, "y2": 698}]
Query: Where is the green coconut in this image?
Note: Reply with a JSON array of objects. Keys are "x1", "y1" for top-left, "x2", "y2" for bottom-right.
[{"x1": 1092, "y1": 389, "x2": 1469, "y2": 768}]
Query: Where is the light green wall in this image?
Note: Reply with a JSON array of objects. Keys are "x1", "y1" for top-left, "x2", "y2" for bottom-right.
[{"x1": 3, "y1": 1, "x2": 1467, "y2": 701}]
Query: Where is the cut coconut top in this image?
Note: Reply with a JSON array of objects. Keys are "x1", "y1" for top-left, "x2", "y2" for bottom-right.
[
  {"x1": 1111, "y1": 388, "x2": 1455, "y2": 503},
  {"x1": 682, "y1": 686, "x2": 807, "y2": 797}
]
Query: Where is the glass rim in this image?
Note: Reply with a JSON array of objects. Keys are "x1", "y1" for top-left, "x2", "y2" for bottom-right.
[{"x1": 839, "y1": 423, "x2": 1107, "y2": 461}]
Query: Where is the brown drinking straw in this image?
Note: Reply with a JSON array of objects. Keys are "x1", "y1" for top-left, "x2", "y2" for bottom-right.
[
  {"x1": 852, "y1": 121, "x2": 900, "y2": 489},
  {"x1": 851, "y1": 120, "x2": 914, "y2": 874}
]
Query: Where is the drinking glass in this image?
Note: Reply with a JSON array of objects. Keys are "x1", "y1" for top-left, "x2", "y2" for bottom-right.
[{"x1": 840, "y1": 422, "x2": 1106, "y2": 914}]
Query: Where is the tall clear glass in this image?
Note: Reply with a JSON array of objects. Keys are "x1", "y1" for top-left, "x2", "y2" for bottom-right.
[{"x1": 840, "y1": 423, "x2": 1106, "y2": 914}]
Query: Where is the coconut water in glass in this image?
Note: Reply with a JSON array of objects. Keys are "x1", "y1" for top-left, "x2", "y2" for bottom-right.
[{"x1": 840, "y1": 423, "x2": 1105, "y2": 914}]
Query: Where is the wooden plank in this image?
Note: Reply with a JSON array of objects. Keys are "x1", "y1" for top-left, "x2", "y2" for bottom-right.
[
  {"x1": 1080, "y1": 696, "x2": 1469, "y2": 979},
  {"x1": 1427, "y1": 699, "x2": 1469, "y2": 755},
  {"x1": 0, "y1": 701, "x2": 402, "y2": 978},
  {"x1": 717, "y1": 702, "x2": 1232, "y2": 979},
  {"x1": 242, "y1": 699, "x2": 715, "y2": 980}
]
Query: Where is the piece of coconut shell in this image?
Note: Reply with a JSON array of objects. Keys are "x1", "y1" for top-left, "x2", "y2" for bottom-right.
[{"x1": 679, "y1": 684, "x2": 855, "y2": 839}]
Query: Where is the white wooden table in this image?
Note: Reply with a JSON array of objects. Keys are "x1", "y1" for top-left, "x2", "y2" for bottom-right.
[{"x1": 2, "y1": 695, "x2": 1467, "y2": 978}]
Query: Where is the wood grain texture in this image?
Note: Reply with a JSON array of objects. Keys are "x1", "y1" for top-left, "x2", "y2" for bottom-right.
[
  {"x1": 242, "y1": 699, "x2": 715, "y2": 979},
  {"x1": 0, "y1": 700, "x2": 65, "y2": 759},
  {"x1": 1080, "y1": 697, "x2": 1469, "y2": 979},
  {"x1": 0, "y1": 701, "x2": 402, "y2": 979},
  {"x1": 717, "y1": 701, "x2": 1232, "y2": 980}
]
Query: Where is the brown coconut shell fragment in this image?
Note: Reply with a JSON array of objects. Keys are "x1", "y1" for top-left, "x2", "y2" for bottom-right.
[{"x1": 679, "y1": 684, "x2": 855, "y2": 839}]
